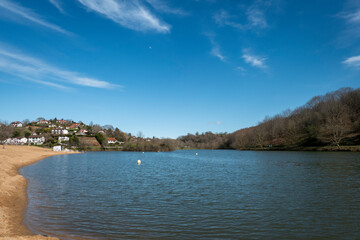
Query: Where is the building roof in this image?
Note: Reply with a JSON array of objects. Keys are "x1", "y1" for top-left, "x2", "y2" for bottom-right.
[
  {"x1": 108, "y1": 138, "x2": 117, "y2": 141},
  {"x1": 28, "y1": 135, "x2": 45, "y2": 138}
]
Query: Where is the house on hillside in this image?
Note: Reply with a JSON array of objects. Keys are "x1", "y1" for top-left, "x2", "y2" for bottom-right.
[
  {"x1": 11, "y1": 121, "x2": 23, "y2": 128},
  {"x1": 108, "y1": 137, "x2": 118, "y2": 144},
  {"x1": 57, "y1": 119, "x2": 67, "y2": 125},
  {"x1": 67, "y1": 123, "x2": 80, "y2": 129},
  {"x1": 76, "y1": 129, "x2": 88, "y2": 135},
  {"x1": 37, "y1": 120, "x2": 50, "y2": 125},
  {"x1": 52, "y1": 129, "x2": 69, "y2": 135},
  {"x1": 48, "y1": 124, "x2": 57, "y2": 128},
  {"x1": 53, "y1": 146, "x2": 62, "y2": 151},
  {"x1": 5, "y1": 137, "x2": 27, "y2": 145},
  {"x1": 28, "y1": 136, "x2": 45, "y2": 145},
  {"x1": 58, "y1": 136, "x2": 69, "y2": 142}
]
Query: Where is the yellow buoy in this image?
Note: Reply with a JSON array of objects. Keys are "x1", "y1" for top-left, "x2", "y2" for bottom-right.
[
  {"x1": 196, "y1": 153, "x2": 198, "y2": 156},
  {"x1": 137, "y1": 160, "x2": 141, "y2": 165}
]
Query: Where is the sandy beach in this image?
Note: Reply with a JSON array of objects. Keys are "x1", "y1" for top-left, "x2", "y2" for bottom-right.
[{"x1": 0, "y1": 145, "x2": 77, "y2": 240}]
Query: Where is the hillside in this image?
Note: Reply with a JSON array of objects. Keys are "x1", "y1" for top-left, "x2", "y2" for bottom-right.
[{"x1": 178, "y1": 87, "x2": 360, "y2": 151}]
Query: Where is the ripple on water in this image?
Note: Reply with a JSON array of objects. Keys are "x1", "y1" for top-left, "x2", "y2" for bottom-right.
[{"x1": 21, "y1": 150, "x2": 360, "y2": 239}]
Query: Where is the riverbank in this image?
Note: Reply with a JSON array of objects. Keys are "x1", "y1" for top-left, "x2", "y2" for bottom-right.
[
  {"x1": 234, "y1": 145, "x2": 360, "y2": 152},
  {"x1": 0, "y1": 145, "x2": 77, "y2": 240}
]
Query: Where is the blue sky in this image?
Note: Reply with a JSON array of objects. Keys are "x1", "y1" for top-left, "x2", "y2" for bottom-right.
[{"x1": 0, "y1": 0, "x2": 359, "y2": 138}]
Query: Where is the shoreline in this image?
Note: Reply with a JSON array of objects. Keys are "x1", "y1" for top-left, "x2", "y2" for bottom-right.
[{"x1": 0, "y1": 145, "x2": 77, "y2": 240}]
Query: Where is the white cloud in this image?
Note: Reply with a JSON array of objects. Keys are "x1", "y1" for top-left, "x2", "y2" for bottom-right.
[
  {"x1": 0, "y1": 0, "x2": 69, "y2": 34},
  {"x1": 242, "y1": 52, "x2": 266, "y2": 68},
  {"x1": 77, "y1": 0, "x2": 170, "y2": 33},
  {"x1": 145, "y1": 0, "x2": 187, "y2": 15},
  {"x1": 49, "y1": 0, "x2": 65, "y2": 14},
  {"x1": 235, "y1": 66, "x2": 246, "y2": 72},
  {"x1": 343, "y1": 9, "x2": 360, "y2": 24},
  {"x1": 208, "y1": 121, "x2": 222, "y2": 125},
  {"x1": 246, "y1": 6, "x2": 267, "y2": 29},
  {"x1": 0, "y1": 45, "x2": 118, "y2": 89},
  {"x1": 211, "y1": 46, "x2": 225, "y2": 62},
  {"x1": 214, "y1": 10, "x2": 244, "y2": 29},
  {"x1": 207, "y1": 34, "x2": 226, "y2": 62},
  {"x1": 214, "y1": 1, "x2": 272, "y2": 31},
  {"x1": 343, "y1": 55, "x2": 360, "y2": 68}
]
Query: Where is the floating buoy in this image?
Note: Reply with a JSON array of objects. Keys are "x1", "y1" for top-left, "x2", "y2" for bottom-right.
[
  {"x1": 137, "y1": 160, "x2": 141, "y2": 165},
  {"x1": 196, "y1": 153, "x2": 198, "y2": 156},
  {"x1": 142, "y1": 152, "x2": 145, "y2": 154}
]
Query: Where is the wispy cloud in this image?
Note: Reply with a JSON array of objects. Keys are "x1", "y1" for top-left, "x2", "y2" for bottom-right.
[
  {"x1": 214, "y1": 0, "x2": 277, "y2": 31},
  {"x1": 337, "y1": 1, "x2": 360, "y2": 46},
  {"x1": 211, "y1": 45, "x2": 225, "y2": 62},
  {"x1": 0, "y1": 45, "x2": 118, "y2": 90},
  {"x1": 208, "y1": 121, "x2": 222, "y2": 125},
  {"x1": 343, "y1": 55, "x2": 360, "y2": 68},
  {"x1": 145, "y1": 0, "x2": 187, "y2": 15},
  {"x1": 214, "y1": 10, "x2": 245, "y2": 30},
  {"x1": 343, "y1": 9, "x2": 360, "y2": 24},
  {"x1": 235, "y1": 66, "x2": 246, "y2": 74},
  {"x1": 214, "y1": 8, "x2": 267, "y2": 31},
  {"x1": 246, "y1": 5, "x2": 267, "y2": 29},
  {"x1": 49, "y1": 0, "x2": 65, "y2": 14},
  {"x1": 77, "y1": 0, "x2": 170, "y2": 33},
  {"x1": 0, "y1": 0, "x2": 70, "y2": 34},
  {"x1": 242, "y1": 50, "x2": 267, "y2": 69},
  {"x1": 207, "y1": 34, "x2": 226, "y2": 62}
]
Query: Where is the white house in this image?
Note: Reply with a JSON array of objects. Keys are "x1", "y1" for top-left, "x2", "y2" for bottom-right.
[
  {"x1": 51, "y1": 129, "x2": 69, "y2": 135},
  {"x1": 48, "y1": 124, "x2": 57, "y2": 128},
  {"x1": 11, "y1": 121, "x2": 23, "y2": 128},
  {"x1": 58, "y1": 136, "x2": 69, "y2": 142},
  {"x1": 5, "y1": 137, "x2": 28, "y2": 145},
  {"x1": 108, "y1": 137, "x2": 118, "y2": 144},
  {"x1": 66, "y1": 123, "x2": 80, "y2": 129},
  {"x1": 76, "y1": 129, "x2": 88, "y2": 135},
  {"x1": 37, "y1": 120, "x2": 50, "y2": 125},
  {"x1": 53, "y1": 146, "x2": 62, "y2": 151},
  {"x1": 57, "y1": 119, "x2": 67, "y2": 125},
  {"x1": 28, "y1": 136, "x2": 45, "y2": 145}
]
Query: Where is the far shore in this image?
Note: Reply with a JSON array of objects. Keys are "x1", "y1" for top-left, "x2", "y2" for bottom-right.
[{"x1": 0, "y1": 145, "x2": 77, "y2": 240}]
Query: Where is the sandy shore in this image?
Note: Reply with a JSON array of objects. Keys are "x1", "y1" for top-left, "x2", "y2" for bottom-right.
[{"x1": 0, "y1": 145, "x2": 77, "y2": 240}]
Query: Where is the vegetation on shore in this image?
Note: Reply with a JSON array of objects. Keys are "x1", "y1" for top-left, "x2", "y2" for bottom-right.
[
  {"x1": 1, "y1": 87, "x2": 359, "y2": 152},
  {"x1": 178, "y1": 87, "x2": 360, "y2": 151}
]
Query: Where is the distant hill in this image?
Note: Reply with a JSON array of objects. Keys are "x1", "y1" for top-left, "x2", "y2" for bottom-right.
[
  {"x1": 228, "y1": 87, "x2": 360, "y2": 151},
  {"x1": 178, "y1": 87, "x2": 360, "y2": 151}
]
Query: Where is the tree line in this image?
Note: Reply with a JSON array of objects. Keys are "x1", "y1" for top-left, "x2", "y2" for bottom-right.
[
  {"x1": 1, "y1": 87, "x2": 360, "y2": 151},
  {"x1": 178, "y1": 87, "x2": 360, "y2": 151}
]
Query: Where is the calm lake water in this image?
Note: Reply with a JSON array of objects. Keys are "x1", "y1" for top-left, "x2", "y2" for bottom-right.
[{"x1": 20, "y1": 150, "x2": 360, "y2": 239}]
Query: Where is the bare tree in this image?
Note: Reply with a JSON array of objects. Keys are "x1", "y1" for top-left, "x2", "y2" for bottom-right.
[
  {"x1": 137, "y1": 131, "x2": 144, "y2": 138},
  {"x1": 0, "y1": 123, "x2": 13, "y2": 149},
  {"x1": 23, "y1": 119, "x2": 30, "y2": 125}
]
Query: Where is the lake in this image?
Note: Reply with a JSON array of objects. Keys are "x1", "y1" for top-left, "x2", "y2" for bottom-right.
[{"x1": 20, "y1": 150, "x2": 360, "y2": 239}]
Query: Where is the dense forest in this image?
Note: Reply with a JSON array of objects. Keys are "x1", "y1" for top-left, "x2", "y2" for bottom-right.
[{"x1": 1, "y1": 87, "x2": 360, "y2": 151}]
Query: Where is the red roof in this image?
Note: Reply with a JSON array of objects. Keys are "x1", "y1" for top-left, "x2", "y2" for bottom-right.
[{"x1": 108, "y1": 138, "x2": 117, "y2": 141}]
